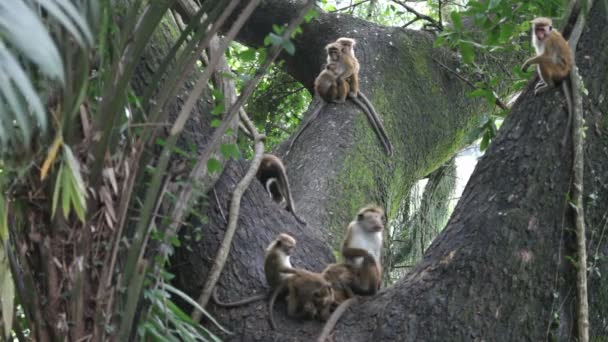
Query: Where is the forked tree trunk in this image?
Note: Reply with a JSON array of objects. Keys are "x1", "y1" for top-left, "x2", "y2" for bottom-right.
[{"x1": 170, "y1": 1, "x2": 608, "y2": 340}]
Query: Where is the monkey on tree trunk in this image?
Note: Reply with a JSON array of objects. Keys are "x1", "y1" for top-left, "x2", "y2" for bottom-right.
[
  {"x1": 521, "y1": 17, "x2": 574, "y2": 146},
  {"x1": 256, "y1": 154, "x2": 306, "y2": 224},
  {"x1": 287, "y1": 39, "x2": 394, "y2": 156},
  {"x1": 212, "y1": 233, "x2": 298, "y2": 307}
]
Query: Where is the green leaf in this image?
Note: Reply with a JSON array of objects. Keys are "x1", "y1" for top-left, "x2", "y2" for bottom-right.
[
  {"x1": 239, "y1": 48, "x2": 256, "y2": 62},
  {"x1": 211, "y1": 103, "x2": 225, "y2": 115},
  {"x1": 265, "y1": 33, "x2": 283, "y2": 47},
  {"x1": 0, "y1": 0, "x2": 64, "y2": 82},
  {"x1": 480, "y1": 131, "x2": 490, "y2": 151},
  {"x1": 0, "y1": 246, "x2": 14, "y2": 340},
  {"x1": 304, "y1": 8, "x2": 319, "y2": 23},
  {"x1": 51, "y1": 163, "x2": 64, "y2": 218},
  {"x1": 451, "y1": 11, "x2": 463, "y2": 31},
  {"x1": 220, "y1": 144, "x2": 239, "y2": 159},
  {"x1": 282, "y1": 39, "x2": 296, "y2": 55},
  {"x1": 488, "y1": 0, "x2": 501, "y2": 10},
  {"x1": 459, "y1": 42, "x2": 474, "y2": 64},
  {"x1": 207, "y1": 158, "x2": 222, "y2": 174},
  {"x1": 210, "y1": 119, "x2": 222, "y2": 128}
]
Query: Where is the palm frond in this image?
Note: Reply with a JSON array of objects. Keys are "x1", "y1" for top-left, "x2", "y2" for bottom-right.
[{"x1": 0, "y1": 0, "x2": 94, "y2": 159}]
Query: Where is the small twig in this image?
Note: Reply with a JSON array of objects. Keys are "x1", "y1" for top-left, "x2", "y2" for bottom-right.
[
  {"x1": 213, "y1": 188, "x2": 226, "y2": 222},
  {"x1": 192, "y1": 110, "x2": 266, "y2": 321},
  {"x1": 329, "y1": 0, "x2": 371, "y2": 13},
  {"x1": 432, "y1": 58, "x2": 508, "y2": 110},
  {"x1": 393, "y1": 0, "x2": 442, "y2": 31}
]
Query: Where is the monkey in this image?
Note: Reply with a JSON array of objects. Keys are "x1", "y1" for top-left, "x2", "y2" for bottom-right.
[
  {"x1": 521, "y1": 17, "x2": 574, "y2": 146},
  {"x1": 212, "y1": 233, "x2": 298, "y2": 308},
  {"x1": 316, "y1": 205, "x2": 385, "y2": 340},
  {"x1": 286, "y1": 40, "x2": 393, "y2": 156},
  {"x1": 256, "y1": 154, "x2": 306, "y2": 225},
  {"x1": 341, "y1": 205, "x2": 385, "y2": 295},
  {"x1": 321, "y1": 263, "x2": 355, "y2": 307},
  {"x1": 285, "y1": 43, "x2": 347, "y2": 156},
  {"x1": 335, "y1": 37, "x2": 394, "y2": 156},
  {"x1": 268, "y1": 268, "x2": 335, "y2": 329}
]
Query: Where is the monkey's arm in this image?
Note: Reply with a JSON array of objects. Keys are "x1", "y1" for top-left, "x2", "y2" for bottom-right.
[
  {"x1": 522, "y1": 55, "x2": 554, "y2": 71},
  {"x1": 349, "y1": 72, "x2": 359, "y2": 98}
]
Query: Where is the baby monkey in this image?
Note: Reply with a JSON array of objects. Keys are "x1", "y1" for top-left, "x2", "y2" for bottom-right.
[
  {"x1": 521, "y1": 17, "x2": 574, "y2": 145},
  {"x1": 269, "y1": 268, "x2": 335, "y2": 330},
  {"x1": 212, "y1": 233, "x2": 297, "y2": 307}
]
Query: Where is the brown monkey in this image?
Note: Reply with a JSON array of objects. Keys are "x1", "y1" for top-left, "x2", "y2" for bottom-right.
[
  {"x1": 521, "y1": 17, "x2": 574, "y2": 145},
  {"x1": 321, "y1": 263, "x2": 355, "y2": 307},
  {"x1": 269, "y1": 268, "x2": 335, "y2": 329},
  {"x1": 287, "y1": 40, "x2": 393, "y2": 156},
  {"x1": 317, "y1": 205, "x2": 385, "y2": 341},
  {"x1": 256, "y1": 154, "x2": 306, "y2": 225},
  {"x1": 212, "y1": 233, "x2": 297, "y2": 307},
  {"x1": 341, "y1": 205, "x2": 384, "y2": 295},
  {"x1": 334, "y1": 38, "x2": 394, "y2": 156},
  {"x1": 286, "y1": 44, "x2": 349, "y2": 156}
]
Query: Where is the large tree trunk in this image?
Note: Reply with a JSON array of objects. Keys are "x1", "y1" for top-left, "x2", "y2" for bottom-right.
[{"x1": 171, "y1": 0, "x2": 608, "y2": 340}]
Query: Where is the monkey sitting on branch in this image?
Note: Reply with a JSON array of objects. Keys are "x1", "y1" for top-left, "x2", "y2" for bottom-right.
[
  {"x1": 256, "y1": 154, "x2": 306, "y2": 225},
  {"x1": 286, "y1": 39, "x2": 394, "y2": 156},
  {"x1": 212, "y1": 233, "x2": 298, "y2": 307},
  {"x1": 317, "y1": 205, "x2": 386, "y2": 341},
  {"x1": 521, "y1": 17, "x2": 574, "y2": 145}
]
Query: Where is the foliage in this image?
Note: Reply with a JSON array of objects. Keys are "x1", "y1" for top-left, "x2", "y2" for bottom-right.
[
  {"x1": 436, "y1": 0, "x2": 567, "y2": 148},
  {"x1": 0, "y1": 0, "x2": 95, "y2": 161}
]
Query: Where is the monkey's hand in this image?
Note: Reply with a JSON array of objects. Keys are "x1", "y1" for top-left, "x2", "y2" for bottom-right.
[{"x1": 349, "y1": 91, "x2": 358, "y2": 98}]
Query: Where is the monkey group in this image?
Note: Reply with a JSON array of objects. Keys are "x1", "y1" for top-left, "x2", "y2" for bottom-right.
[
  {"x1": 287, "y1": 37, "x2": 394, "y2": 157},
  {"x1": 212, "y1": 205, "x2": 386, "y2": 338},
  {"x1": 213, "y1": 15, "x2": 572, "y2": 338}
]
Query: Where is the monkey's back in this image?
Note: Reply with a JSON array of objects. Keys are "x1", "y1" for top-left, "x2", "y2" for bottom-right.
[{"x1": 545, "y1": 30, "x2": 573, "y2": 81}]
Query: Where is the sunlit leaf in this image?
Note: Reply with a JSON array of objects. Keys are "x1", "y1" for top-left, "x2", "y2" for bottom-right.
[
  {"x1": 459, "y1": 42, "x2": 474, "y2": 64},
  {"x1": 40, "y1": 134, "x2": 64, "y2": 181}
]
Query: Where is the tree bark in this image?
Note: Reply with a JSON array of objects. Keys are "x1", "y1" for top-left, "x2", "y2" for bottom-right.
[{"x1": 170, "y1": 0, "x2": 608, "y2": 340}]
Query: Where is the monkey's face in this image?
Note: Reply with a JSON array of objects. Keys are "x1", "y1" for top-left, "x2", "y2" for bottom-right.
[
  {"x1": 328, "y1": 48, "x2": 341, "y2": 61},
  {"x1": 278, "y1": 239, "x2": 295, "y2": 255},
  {"x1": 358, "y1": 210, "x2": 385, "y2": 232},
  {"x1": 534, "y1": 24, "x2": 551, "y2": 41}
]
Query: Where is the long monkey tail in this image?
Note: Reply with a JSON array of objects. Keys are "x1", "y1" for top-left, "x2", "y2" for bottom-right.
[
  {"x1": 286, "y1": 98, "x2": 326, "y2": 157},
  {"x1": 560, "y1": 79, "x2": 574, "y2": 147},
  {"x1": 357, "y1": 92, "x2": 394, "y2": 156},
  {"x1": 350, "y1": 96, "x2": 393, "y2": 156},
  {"x1": 275, "y1": 164, "x2": 307, "y2": 225},
  {"x1": 212, "y1": 287, "x2": 267, "y2": 308},
  {"x1": 316, "y1": 297, "x2": 358, "y2": 342},
  {"x1": 268, "y1": 282, "x2": 287, "y2": 330}
]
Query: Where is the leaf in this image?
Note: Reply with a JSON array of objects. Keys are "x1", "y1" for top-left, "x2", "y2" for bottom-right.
[
  {"x1": 163, "y1": 283, "x2": 232, "y2": 335},
  {"x1": 211, "y1": 103, "x2": 225, "y2": 115},
  {"x1": 282, "y1": 39, "x2": 296, "y2": 55},
  {"x1": 0, "y1": 196, "x2": 7, "y2": 242},
  {"x1": 0, "y1": 246, "x2": 14, "y2": 340},
  {"x1": 265, "y1": 33, "x2": 283, "y2": 47},
  {"x1": 450, "y1": 11, "x2": 463, "y2": 31},
  {"x1": 52, "y1": 163, "x2": 64, "y2": 218},
  {"x1": 0, "y1": 0, "x2": 64, "y2": 82},
  {"x1": 480, "y1": 131, "x2": 490, "y2": 151},
  {"x1": 304, "y1": 8, "x2": 319, "y2": 23},
  {"x1": 488, "y1": 0, "x2": 501, "y2": 10},
  {"x1": 207, "y1": 158, "x2": 222, "y2": 174},
  {"x1": 459, "y1": 41, "x2": 474, "y2": 64},
  {"x1": 219, "y1": 144, "x2": 239, "y2": 159},
  {"x1": 40, "y1": 133, "x2": 64, "y2": 180},
  {"x1": 210, "y1": 119, "x2": 222, "y2": 128}
]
